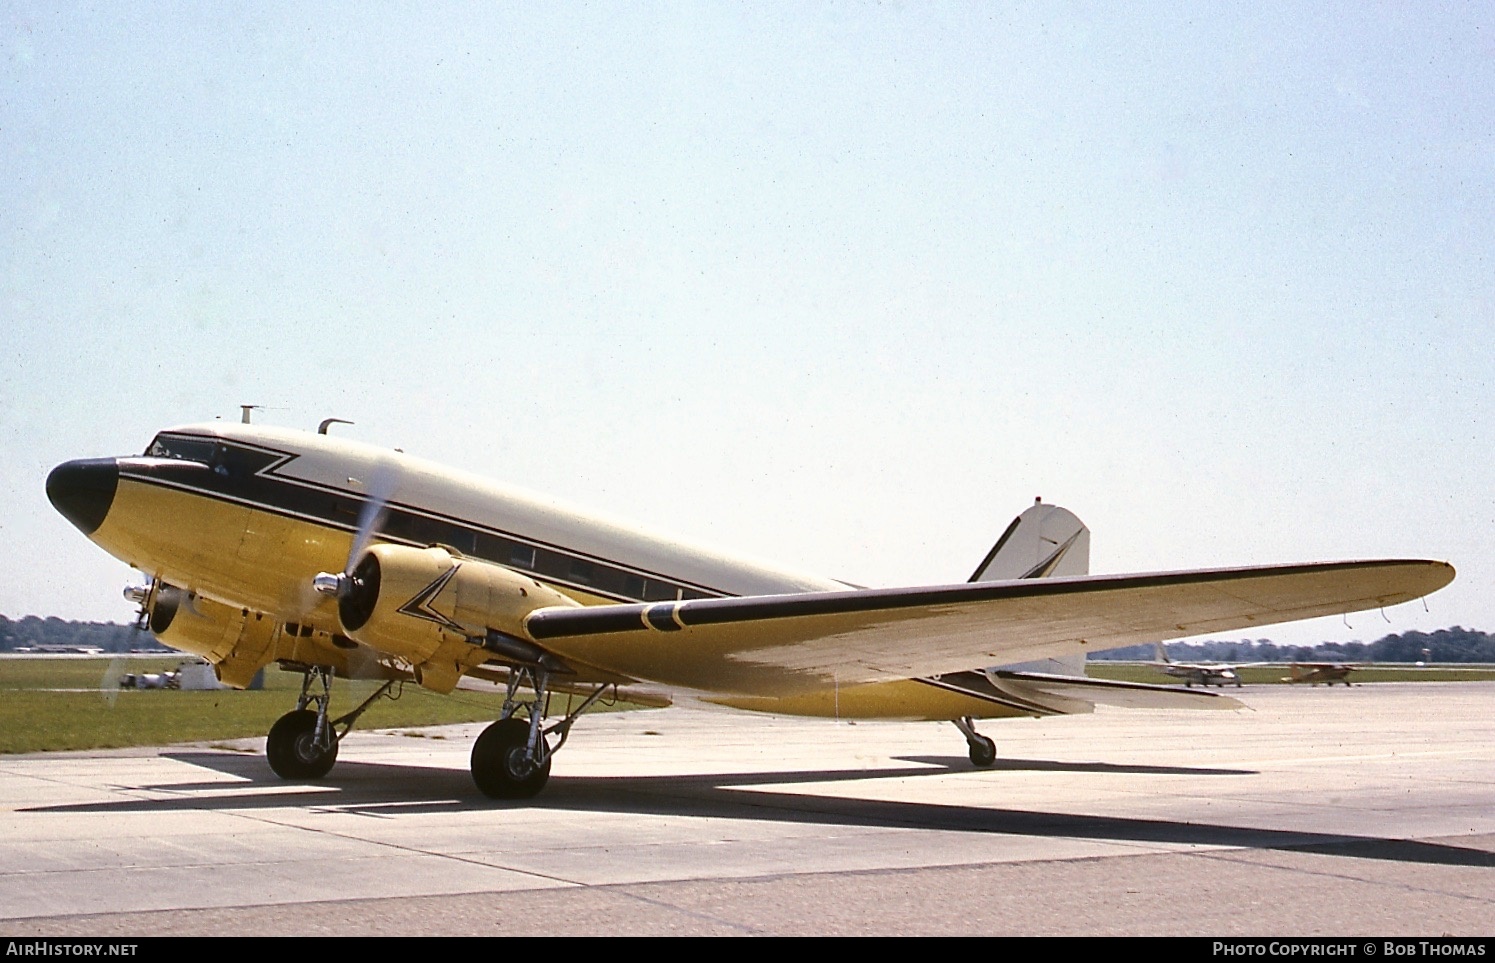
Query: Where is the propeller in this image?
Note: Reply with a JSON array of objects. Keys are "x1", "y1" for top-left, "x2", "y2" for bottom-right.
[
  {"x1": 312, "y1": 458, "x2": 398, "y2": 610},
  {"x1": 102, "y1": 582, "x2": 154, "y2": 705},
  {"x1": 345, "y1": 459, "x2": 398, "y2": 571}
]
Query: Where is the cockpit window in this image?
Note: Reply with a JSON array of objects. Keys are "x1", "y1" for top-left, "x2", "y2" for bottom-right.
[{"x1": 144, "y1": 434, "x2": 218, "y2": 464}]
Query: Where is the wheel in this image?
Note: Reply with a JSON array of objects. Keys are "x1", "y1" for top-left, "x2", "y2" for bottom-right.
[
  {"x1": 472, "y1": 718, "x2": 551, "y2": 799},
  {"x1": 968, "y1": 734, "x2": 997, "y2": 768},
  {"x1": 267, "y1": 709, "x2": 339, "y2": 780}
]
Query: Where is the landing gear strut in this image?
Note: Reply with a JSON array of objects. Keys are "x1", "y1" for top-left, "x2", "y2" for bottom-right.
[
  {"x1": 470, "y1": 665, "x2": 611, "y2": 800},
  {"x1": 953, "y1": 715, "x2": 997, "y2": 767},
  {"x1": 266, "y1": 665, "x2": 396, "y2": 781}
]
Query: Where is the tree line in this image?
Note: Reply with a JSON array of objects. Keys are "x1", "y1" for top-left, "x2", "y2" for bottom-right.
[
  {"x1": 0, "y1": 614, "x2": 167, "y2": 652},
  {"x1": 1089, "y1": 626, "x2": 1495, "y2": 663}
]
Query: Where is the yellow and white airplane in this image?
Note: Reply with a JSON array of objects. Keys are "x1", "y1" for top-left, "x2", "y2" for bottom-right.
[
  {"x1": 46, "y1": 421, "x2": 1453, "y2": 799},
  {"x1": 1285, "y1": 662, "x2": 1357, "y2": 686}
]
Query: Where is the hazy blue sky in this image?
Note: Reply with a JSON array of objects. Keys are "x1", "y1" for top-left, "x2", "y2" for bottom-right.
[{"x1": 3, "y1": 3, "x2": 1491, "y2": 648}]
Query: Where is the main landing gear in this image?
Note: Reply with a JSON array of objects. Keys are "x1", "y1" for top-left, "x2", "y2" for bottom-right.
[
  {"x1": 266, "y1": 665, "x2": 395, "y2": 781},
  {"x1": 471, "y1": 665, "x2": 611, "y2": 800},
  {"x1": 952, "y1": 715, "x2": 997, "y2": 767}
]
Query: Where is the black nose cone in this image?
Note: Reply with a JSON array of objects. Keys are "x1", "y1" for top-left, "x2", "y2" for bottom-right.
[{"x1": 47, "y1": 458, "x2": 119, "y2": 536}]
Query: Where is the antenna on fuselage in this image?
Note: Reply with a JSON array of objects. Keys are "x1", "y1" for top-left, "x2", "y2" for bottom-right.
[
  {"x1": 240, "y1": 405, "x2": 259, "y2": 424},
  {"x1": 318, "y1": 418, "x2": 354, "y2": 435}
]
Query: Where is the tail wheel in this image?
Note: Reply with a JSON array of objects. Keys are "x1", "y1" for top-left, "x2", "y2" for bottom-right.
[
  {"x1": 472, "y1": 718, "x2": 551, "y2": 799},
  {"x1": 968, "y1": 734, "x2": 997, "y2": 768},
  {"x1": 267, "y1": 709, "x2": 339, "y2": 780}
]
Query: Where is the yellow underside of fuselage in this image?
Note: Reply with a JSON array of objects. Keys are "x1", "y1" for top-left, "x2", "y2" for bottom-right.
[
  {"x1": 708, "y1": 679, "x2": 1034, "y2": 721},
  {"x1": 89, "y1": 477, "x2": 1020, "y2": 719},
  {"x1": 97, "y1": 477, "x2": 341, "y2": 626}
]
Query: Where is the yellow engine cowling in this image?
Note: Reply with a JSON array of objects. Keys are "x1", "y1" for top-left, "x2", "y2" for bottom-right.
[
  {"x1": 149, "y1": 583, "x2": 249, "y2": 663},
  {"x1": 336, "y1": 544, "x2": 580, "y2": 679},
  {"x1": 148, "y1": 582, "x2": 368, "y2": 687}
]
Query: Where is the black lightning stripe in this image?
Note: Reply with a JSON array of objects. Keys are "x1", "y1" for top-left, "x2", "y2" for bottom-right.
[{"x1": 397, "y1": 564, "x2": 466, "y2": 632}]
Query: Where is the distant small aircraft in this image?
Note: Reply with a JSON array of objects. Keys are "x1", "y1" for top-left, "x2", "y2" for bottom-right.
[
  {"x1": 1152, "y1": 643, "x2": 1246, "y2": 687},
  {"x1": 1285, "y1": 662, "x2": 1356, "y2": 686},
  {"x1": 47, "y1": 420, "x2": 1450, "y2": 798}
]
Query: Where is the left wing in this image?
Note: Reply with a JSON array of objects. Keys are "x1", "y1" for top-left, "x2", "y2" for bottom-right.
[{"x1": 525, "y1": 560, "x2": 1453, "y2": 696}]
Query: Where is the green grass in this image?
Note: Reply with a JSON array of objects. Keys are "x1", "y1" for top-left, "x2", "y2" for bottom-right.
[
  {"x1": 1087, "y1": 663, "x2": 1495, "y2": 685},
  {"x1": 0, "y1": 656, "x2": 184, "y2": 690},
  {"x1": 0, "y1": 657, "x2": 643, "y2": 754}
]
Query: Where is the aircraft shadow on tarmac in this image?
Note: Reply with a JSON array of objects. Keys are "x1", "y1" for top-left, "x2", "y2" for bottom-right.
[{"x1": 23, "y1": 750, "x2": 1495, "y2": 868}]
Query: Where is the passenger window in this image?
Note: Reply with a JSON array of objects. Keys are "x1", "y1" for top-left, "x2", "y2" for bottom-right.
[{"x1": 642, "y1": 580, "x2": 677, "y2": 602}]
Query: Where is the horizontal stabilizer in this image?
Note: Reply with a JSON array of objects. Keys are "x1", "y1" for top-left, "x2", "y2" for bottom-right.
[{"x1": 989, "y1": 670, "x2": 1244, "y2": 711}]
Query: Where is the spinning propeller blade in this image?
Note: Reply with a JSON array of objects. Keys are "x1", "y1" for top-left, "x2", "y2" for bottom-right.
[
  {"x1": 313, "y1": 458, "x2": 400, "y2": 605},
  {"x1": 345, "y1": 459, "x2": 398, "y2": 573}
]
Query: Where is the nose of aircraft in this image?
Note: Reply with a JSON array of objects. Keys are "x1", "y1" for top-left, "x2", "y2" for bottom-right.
[{"x1": 47, "y1": 458, "x2": 119, "y2": 536}]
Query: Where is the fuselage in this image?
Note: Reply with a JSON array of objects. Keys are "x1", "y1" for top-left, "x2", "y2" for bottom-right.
[
  {"x1": 46, "y1": 423, "x2": 1053, "y2": 721},
  {"x1": 49, "y1": 423, "x2": 847, "y2": 629}
]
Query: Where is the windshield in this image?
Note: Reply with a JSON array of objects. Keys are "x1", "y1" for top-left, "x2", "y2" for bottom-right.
[{"x1": 143, "y1": 434, "x2": 218, "y2": 464}]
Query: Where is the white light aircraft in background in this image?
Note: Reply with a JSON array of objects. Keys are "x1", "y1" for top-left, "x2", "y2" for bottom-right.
[
  {"x1": 46, "y1": 420, "x2": 1453, "y2": 798},
  {"x1": 1151, "y1": 643, "x2": 1250, "y2": 687}
]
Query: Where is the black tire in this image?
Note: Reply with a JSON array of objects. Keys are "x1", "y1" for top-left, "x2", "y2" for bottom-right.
[
  {"x1": 472, "y1": 718, "x2": 551, "y2": 799},
  {"x1": 968, "y1": 734, "x2": 997, "y2": 768},
  {"x1": 267, "y1": 709, "x2": 339, "y2": 780}
]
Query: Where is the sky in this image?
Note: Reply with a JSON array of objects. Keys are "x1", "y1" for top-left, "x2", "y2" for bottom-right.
[{"x1": 2, "y1": 2, "x2": 1491, "y2": 649}]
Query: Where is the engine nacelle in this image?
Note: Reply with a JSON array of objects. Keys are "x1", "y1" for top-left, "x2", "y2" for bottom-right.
[
  {"x1": 148, "y1": 583, "x2": 245, "y2": 662},
  {"x1": 336, "y1": 544, "x2": 580, "y2": 665},
  {"x1": 146, "y1": 580, "x2": 381, "y2": 686}
]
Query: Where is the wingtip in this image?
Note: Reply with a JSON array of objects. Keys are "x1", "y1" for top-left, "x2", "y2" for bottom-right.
[{"x1": 1394, "y1": 558, "x2": 1456, "y2": 596}]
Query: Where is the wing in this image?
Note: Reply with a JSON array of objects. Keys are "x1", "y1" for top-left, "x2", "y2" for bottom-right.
[{"x1": 525, "y1": 559, "x2": 1453, "y2": 696}]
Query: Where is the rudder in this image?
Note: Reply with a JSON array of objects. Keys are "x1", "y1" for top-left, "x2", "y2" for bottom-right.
[
  {"x1": 969, "y1": 498, "x2": 1090, "y2": 582},
  {"x1": 973, "y1": 499, "x2": 1091, "y2": 678}
]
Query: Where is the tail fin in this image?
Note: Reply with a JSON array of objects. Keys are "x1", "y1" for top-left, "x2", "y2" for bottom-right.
[
  {"x1": 969, "y1": 499, "x2": 1090, "y2": 582},
  {"x1": 974, "y1": 500, "x2": 1091, "y2": 677}
]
